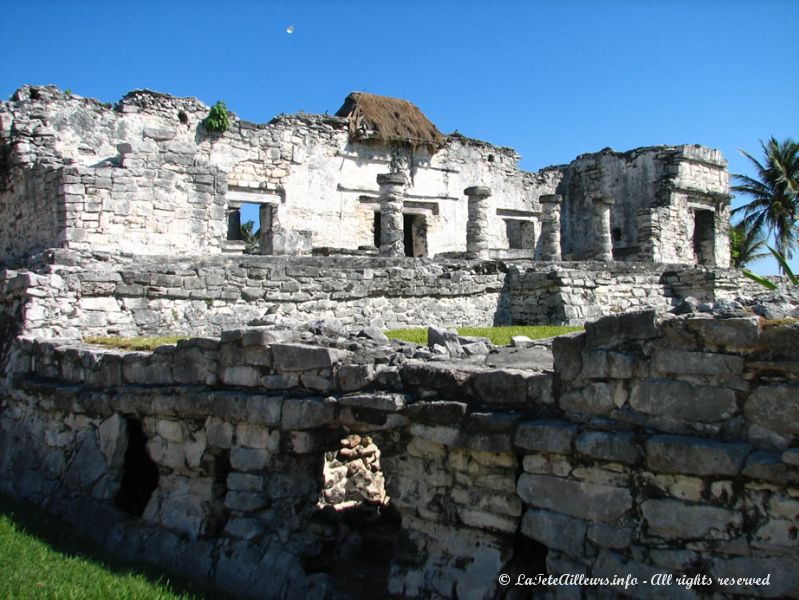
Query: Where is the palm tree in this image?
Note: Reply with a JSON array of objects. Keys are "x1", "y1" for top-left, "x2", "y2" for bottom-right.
[
  {"x1": 732, "y1": 137, "x2": 799, "y2": 261},
  {"x1": 729, "y1": 219, "x2": 769, "y2": 267},
  {"x1": 240, "y1": 221, "x2": 260, "y2": 254}
]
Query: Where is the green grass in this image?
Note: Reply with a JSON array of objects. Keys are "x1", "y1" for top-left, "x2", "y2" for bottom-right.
[
  {"x1": 84, "y1": 335, "x2": 184, "y2": 351},
  {"x1": 386, "y1": 325, "x2": 583, "y2": 346},
  {"x1": 0, "y1": 493, "x2": 225, "y2": 599},
  {"x1": 84, "y1": 326, "x2": 584, "y2": 351}
]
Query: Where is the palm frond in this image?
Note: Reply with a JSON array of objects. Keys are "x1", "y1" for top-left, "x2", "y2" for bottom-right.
[
  {"x1": 732, "y1": 138, "x2": 799, "y2": 265},
  {"x1": 768, "y1": 246, "x2": 798, "y2": 284},
  {"x1": 742, "y1": 270, "x2": 778, "y2": 290}
]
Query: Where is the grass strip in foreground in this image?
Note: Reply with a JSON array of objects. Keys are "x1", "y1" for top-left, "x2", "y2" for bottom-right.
[{"x1": 0, "y1": 493, "x2": 225, "y2": 599}]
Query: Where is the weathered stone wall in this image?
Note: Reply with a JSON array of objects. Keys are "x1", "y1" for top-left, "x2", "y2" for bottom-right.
[
  {"x1": 507, "y1": 262, "x2": 677, "y2": 325},
  {"x1": 507, "y1": 263, "x2": 746, "y2": 326},
  {"x1": 0, "y1": 163, "x2": 63, "y2": 259},
  {"x1": 3, "y1": 253, "x2": 511, "y2": 338},
  {"x1": 1, "y1": 252, "x2": 752, "y2": 339},
  {"x1": 1, "y1": 313, "x2": 797, "y2": 598}
]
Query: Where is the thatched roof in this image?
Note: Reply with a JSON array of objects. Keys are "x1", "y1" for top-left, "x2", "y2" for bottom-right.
[{"x1": 335, "y1": 92, "x2": 445, "y2": 151}]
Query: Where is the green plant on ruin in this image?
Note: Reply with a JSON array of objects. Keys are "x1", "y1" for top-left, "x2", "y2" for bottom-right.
[{"x1": 203, "y1": 100, "x2": 230, "y2": 134}]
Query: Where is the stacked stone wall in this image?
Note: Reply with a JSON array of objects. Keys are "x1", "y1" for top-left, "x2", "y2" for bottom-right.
[
  {"x1": 1, "y1": 312, "x2": 797, "y2": 598},
  {"x1": 3, "y1": 254, "x2": 510, "y2": 338},
  {"x1": 1, "y1": 252, "x2": 757, "y2": 341},
  {"x1": 507, "y1": 263, "x2": 676, "y2": 325},
  {"x1": 3, "y1": 253, "x2": 754, "y2": 339}
]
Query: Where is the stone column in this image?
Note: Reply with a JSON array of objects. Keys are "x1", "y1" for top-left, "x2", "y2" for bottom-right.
[
  {"x1": 539, "y1": 194, "x2": 562, "y2": 261},
  {"x1": 593, "y1": 197, "x2": 614, "y2": 262},
  {"x1": 377, "y1": 173, "x2": 406, "y2": 257},
  {"x1": 465, "y1": 186, "x2": 492, "y2": 259}
]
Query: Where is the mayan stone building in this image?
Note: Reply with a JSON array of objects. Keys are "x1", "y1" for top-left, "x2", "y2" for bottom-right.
[
  {"x1": 0, "y1": 85, "x2": 730, "y2": 266},
  {"x1": 1, "y1": 85, "x2": 798, "y2": 600}
]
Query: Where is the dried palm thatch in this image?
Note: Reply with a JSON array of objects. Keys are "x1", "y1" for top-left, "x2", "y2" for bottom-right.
[{"x1": 335, "y1": 92, "x2": 445, "y2": 151}]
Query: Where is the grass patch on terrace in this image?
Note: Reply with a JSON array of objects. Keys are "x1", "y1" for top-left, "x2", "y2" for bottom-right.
[
  {"x1": 84, "y1": 335, "x2": 184, "y2": 351},
  {"x1": 0, "y1": 493, "x2": 224, "y2": 599},
  {"x1": 386, "y1": 325, "x2": 583, "y2": 346},
  {"x1": 85, "y1": 325, "x2": 584, "y2": 351}
]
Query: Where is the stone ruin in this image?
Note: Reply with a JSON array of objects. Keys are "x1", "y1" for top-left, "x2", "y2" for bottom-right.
[
  {"x1": 1, "y1": 85, "x2": 730, "y2": 265},
  {"x1": 0, "y1": 85, "x2": 797, "y2": 599}
]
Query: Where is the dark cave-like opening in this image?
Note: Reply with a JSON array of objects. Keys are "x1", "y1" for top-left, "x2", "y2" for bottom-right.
[{"x1": 114, "y1": 418, "x2": 159, "y2": 516}]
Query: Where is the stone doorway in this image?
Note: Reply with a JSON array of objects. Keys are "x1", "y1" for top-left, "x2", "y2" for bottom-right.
[
  {"x1": 692, "y1": 209, "x2": 715, "y2": 265},
  {"x1": 505, "y1": 219, "x2": 535, "y2": 250},
  {"x1": 114, "y1": 418, "x2": 159, "y2": 516},
  {"x1": 373, "y1": 212, "x2": 427, "y2": 257},
  {"x1": 403, "y1": 214, "x2": 427, "y2": 257}
]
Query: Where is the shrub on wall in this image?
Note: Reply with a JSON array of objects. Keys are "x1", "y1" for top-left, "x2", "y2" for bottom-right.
[{"x1": 203, "y1": 101, "x2": 229, "y2": 134}]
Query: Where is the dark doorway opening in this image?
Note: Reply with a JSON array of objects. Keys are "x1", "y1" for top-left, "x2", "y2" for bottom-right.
[
  {"x1": 692, "y1": 209, "x2": 715, "y2": 265},
  {"x1": 114, "y1": 418, "x2": 159, "y2": 516},
  {"x1": 308, "y1": 432, "x2": 403, "y2": 600},
  {"x1": 403, "y1": 214, "x2": 414, "y2": 257},
  {"x1": 403, "y1": 214, "x2": 427, "y2": 257},
  {"x1": 498, "y1": 535, "x2": 549, "y2": 598},
  {"x1": 226, "y1": 207, "x2": 242, "y2": 241},
  {"x1": 373, "y1": 211, "x2": 381, "y2": 249},
  {"x1": 505, "y1": 220, "x2": 535, "y2": 250}
]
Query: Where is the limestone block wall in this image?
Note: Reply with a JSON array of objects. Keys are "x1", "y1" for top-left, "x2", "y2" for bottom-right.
[
  {"x1": 0, "y1": 253, "x2": 753, "y2": 342},
  {"x1": 3, "y1": 253, "x2": 511, "y2": 339},
  {"x1": 3, "y1": 252, "x2": 753, "y2": 340},
  {"x1": 0, "y1": 164, "x2": 63, "y2": 259},
  {"x1": 506, "y1": 263, "x2": 746, "y2": 326},
  {"x1": 1, "y1": 313, "x2": 797, "y2": 598},
  {"x1": 507, "y1": 263, "x2": 677, "y2": 325}
]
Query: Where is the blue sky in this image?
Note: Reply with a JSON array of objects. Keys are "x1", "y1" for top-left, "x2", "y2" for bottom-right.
[{"x1": 2, "y1": 0, "x2": 797, "y2": 273}]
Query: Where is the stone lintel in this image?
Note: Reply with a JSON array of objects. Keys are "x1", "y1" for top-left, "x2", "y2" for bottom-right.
[{"x1": 540, "y1": 194, "x2": 562, "y2": 204}]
